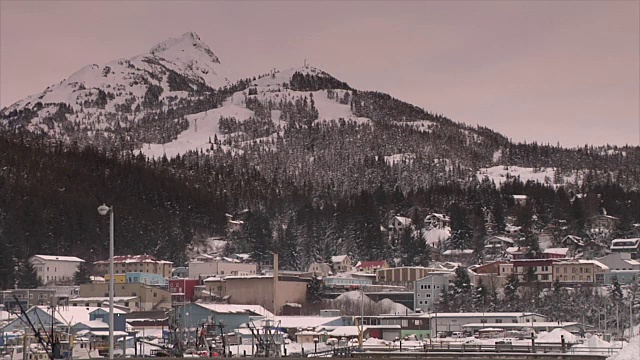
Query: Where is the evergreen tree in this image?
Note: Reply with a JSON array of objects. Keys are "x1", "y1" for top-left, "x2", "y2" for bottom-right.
[
  {"x1": 16, "y1": 260, "x2": 42, "y2": 289},
  {"x1": 306, "y1": 276, "x2": 324, "y2": 304},
  {"x1": 73, "y1": 262, "x2": 92, "y2": 285},
  {"x1": 504, "y1": 273, "x2": 521, "y2": 308}
]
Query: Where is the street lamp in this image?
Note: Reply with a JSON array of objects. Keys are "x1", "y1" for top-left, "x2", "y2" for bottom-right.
[
  {"x1": 313, "y1": 337, "x2": 319, "y2": 354},
  {"x1": 97, "y1": 204, "x2": 114, "y2": 360}
]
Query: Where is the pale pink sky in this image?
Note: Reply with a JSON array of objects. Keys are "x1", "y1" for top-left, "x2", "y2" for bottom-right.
[{"x1": 1, "y1": 0, "x2": 638, "y2": 147}]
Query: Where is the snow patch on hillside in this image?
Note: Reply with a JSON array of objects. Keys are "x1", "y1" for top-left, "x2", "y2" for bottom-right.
[
  {"x1": 385, "y1": 153, "x2": 415, "y2": 165},
  {"x1": 393, "y1": 120, "x2": 434, "y2": 132},
  {"x1": 422, "y1": 227, "x2": 451, "y2": 246},
  {"x1": 477, "y1": 165, "x2": 581, "y2": 187},
  {"x1": 139, "y1": 102, "x2": 252, "y2": 158}
]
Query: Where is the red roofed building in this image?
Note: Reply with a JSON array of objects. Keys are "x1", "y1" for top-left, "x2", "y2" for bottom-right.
[
  {"x1": 355, "y1": 261, "x2": 389, "y2": 274},
  {"x1": 94, "y1": 254, "x2": 173, "y2": 278}
]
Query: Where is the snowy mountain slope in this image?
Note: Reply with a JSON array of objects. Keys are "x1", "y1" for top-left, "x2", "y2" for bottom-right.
[{"x1": 138, "y1": 66, "x2": 374, "y2": 157}]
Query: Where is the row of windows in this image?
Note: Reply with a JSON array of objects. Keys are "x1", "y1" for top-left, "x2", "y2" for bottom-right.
[
  {"x1": 556, "y1": 275, "x2": 592, "y2": 282},
  {"x1": 556, "y1": 267, "x2": 591, "y2": 274},
  {"x1": 418, "y1": 284, "x2": 441, "y2": 290},
  {"x1": 416, "y1": 293, "x2": 432, "y2": 298}
]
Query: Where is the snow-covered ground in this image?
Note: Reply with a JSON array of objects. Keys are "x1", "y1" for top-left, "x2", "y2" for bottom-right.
[{"x1": 477, "y1": 165, "x2": 582, "y2": 187}]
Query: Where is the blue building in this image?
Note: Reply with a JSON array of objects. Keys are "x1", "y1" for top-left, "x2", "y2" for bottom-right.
[
  {"x1": 1, "y1": 305, "x2": 127, "y2": 333},
  {"x1": 171, "y1": 303, "x2": 272, "y2": 331},
  {"x1": 126, "y1": 272, "x2": 167, "y2": 286}
]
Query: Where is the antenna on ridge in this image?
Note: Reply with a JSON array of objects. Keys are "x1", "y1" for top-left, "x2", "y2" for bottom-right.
[{"x1": 304, "y1": 59, "x2": 307, "y2": 68}]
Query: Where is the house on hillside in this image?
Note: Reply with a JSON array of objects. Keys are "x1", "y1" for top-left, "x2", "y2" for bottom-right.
[
  {"x1": 355, "y1": 261, "x2": 389, "y2": 274},
  {"x1": 425, "y1": 213, "x2": 450, "y2": 230},
  {"x1": 560, "y1": 235, "x2": 584, "y2": 255},
  {"x1": 506, "y1": 246, "x2": 529, "y2": 260},
  {"x1": 308, "y1": 262, "x2": 332, "y2": 277},
  {"x1": 512, "y1": 195, "x2": 528, "y2": 205},
  {"x1": 331, "y1": 255, "x2": 352, "y2": 273},
  {"x1": 484, "y1": 236, "x2": 515, "y2": 254},
  {"x1": 589, "y1": 214, "x2": 619, "y2": 232},
  {"x1": 610, "y1": 238, "x2": 640, "y2": 259},
  {"x1": 29, "y1": 255, "x2": 85, "y2": 285},
  {"x1": 389, "y1": 216, "x2": 413, "y2": 236},
  {"x1": 583, "y1": 240, "x2": 607, "y2": 259}
]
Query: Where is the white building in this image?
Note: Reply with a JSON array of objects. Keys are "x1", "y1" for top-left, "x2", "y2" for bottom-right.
[
  {"x1": 414, "y1": 272, "x2": 453, "y2": 312},
  {"x1": 425, "y1": 213, "x2": 450, "y2": 230},
  {"x1": 188, "y1": 260, "x2": 257, "y2": 279},
  {"x1": 29, "y1": 255, "x2": 85, "y2": 285},
  {"x1": 421, "y1": 312, "x2": 547, "y2": 334}
]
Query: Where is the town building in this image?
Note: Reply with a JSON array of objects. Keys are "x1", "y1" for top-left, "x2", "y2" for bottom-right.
[
  {"x1": 0, "y1": 289, "x2": 57, "y2": 310},
  {"x1": 79, "y1": 283, "x2": 171, "y2": 311},
  {"x1": 355, "y1": 261, "x2": 389, "y2": 274},
  {"x1": 68, "y1": 296, "x2": 139, "y2": 312},
  {"x1": 322, "y1": 276, "x2": 373, "y2": 289},
  {"x1": 511, "y1": 259, "x2": 557, "y2": 283},
  {"x1": 552, "y1": 260, "x2": 608, "y2": 284},
  {"x1": 172, "y1": 302, "x2": 272, "y2": 331},
  {"x1": 512, "y1": 195, "x2": 528, "y2": 205},
  {"x1": 94, "y1": 255, "x2": 173, "y2": 278},
  {"x1": 125, "y1": 272, "x2": 167, "y2": 286},
  {"x1": 171, "y1": 267, "x2": 188, "y2": 278},
  {"x1": 425, "y1": 214, "x2": 450, "y2": 230},
  {"x1": 389, "y1": 216, "x2": 413, "y2": 235},
  {"x1": 542, "y1": 248, "x2": 570, "y2": 259},
  {"x1": 376, "y1": 266, "x2": 442, "y2": 290},
  {"x1": 168, "y1": 278, "x2": 200, "y2": 304},
  {"x1": 331, "y1": 255, "x2": 352, "y2": 273},
  {"x1": 484, "y1": 236, "x2": 514, "y2": 254},
  {"x1": 224, "y1": 275, "x2": 309, "y2": 315},
  {"x1": 468, "y1": 262, "x2": 507, "y2": 289},
  {"x1": 413, "y1": 272, "x2": 452, "y2": 312},
  {"x1": 589, "y1": 214, "x2": 619, "y2": 232},
  {"x1": 1, "y1": 305, "x2": 127, "y2": 333},
  {"x1": 421, "y1": 312, "x2": 547, "y2": 334},
  {"x1": 610, "y1": 238, "x2": 640, "y2": 259},
  {"x1": 29, "y1": 255, "x2": 85, "y2": 285},
  {"x1": 308, "y1": 262, "x2": 332, "y2": 277},
  {"x1": 583, "y1": 240, "x2": 608, "y2": 259},
  {"x1": 188, "y1": 260, "x2": 257, "y2": 279},
  {"x1": 596, "y1": 253, "x2": 640, "y2": 271},
  {"x1": 103, "y1": 274, "x2": 126, "y2": 284}
]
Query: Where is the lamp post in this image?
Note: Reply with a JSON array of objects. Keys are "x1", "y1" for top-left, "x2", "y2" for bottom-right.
[
  {"x1": 97, "y1": 204, "x2": 114, "y2": 360},
  {"x1": 313, "y1": 337, "x2": 319, "y2": 355}
]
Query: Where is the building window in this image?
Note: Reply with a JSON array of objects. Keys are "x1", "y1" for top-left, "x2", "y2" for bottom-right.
[
  {"x1": 564, "y1": 268, "x2": 567, "y2": 274},
  {"x1": 496, "y1": 319, "x2": 503, "y2": 323}
]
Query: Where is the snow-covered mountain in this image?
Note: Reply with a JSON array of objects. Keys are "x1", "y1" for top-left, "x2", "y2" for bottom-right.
[
  {"x1": 0, "y1": 32, "x2": 235, "y2": 146},
  {"x1": 1, "y1": 31, "x2": 635, "y2": 192}
]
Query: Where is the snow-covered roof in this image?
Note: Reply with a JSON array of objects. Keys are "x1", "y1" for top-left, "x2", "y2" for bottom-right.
[
  {"x1": 194, "y1": 303, "x2": 273, "y2": 318},
  {"x1": 76, "y1": 320, "x2": 109, "y2": 329},
  {"x1": 70, "y1": 296, "x2": 138, "y2": 302},
  {"x1": 442, "y1": 249, "x2": 473, "y2": 255},
  {"x1": 420, "y1": 312, "x2": 543, "y2": 319},
  {"x1": 426, "y1": 213, "x2": 450, "y2": 221},
  {"x1": 94, "y1": 254, "x2": 172, "y2": 264},
  {"x1": 578, "y1": 260, "x2": 609, "y2": 270},
  {"x1": 274, "y1": 316, "x2": 341, "y2": 329},
  {"x1": 355, "y1": 261, "x2": 387, "y2": 269},
  {"x1": 486, "y1": 236, "x2": 514, "y2": 244},
  {"x1": 512, "y1": 195, "x2": 528, "y2": 200},
  {"x1": 543, "y1": 248, "x2": 569, "y2": 256},
  {"x1": 331, "y1": 255, "x2": 349, "y2": 263},
  {"x1": 611, "y1": 238, "x2": 640, "y2": 249},
  {"x1": 32, "y1": 255, "x2": 85, "y2": 262},
  {"x1": 506, "y1": 246, "x2": 528, "y2": 254},
  {"x1": 327, "y1": 326, "x2": 367, "y2": 337},
  {"x1": 393, "y1": 216, "x2": 412, "y2": 225}
]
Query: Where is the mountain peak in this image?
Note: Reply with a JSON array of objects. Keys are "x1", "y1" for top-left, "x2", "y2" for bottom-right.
[{"x1": 149, "y1": 31, "x2": 220, "y2": 64}]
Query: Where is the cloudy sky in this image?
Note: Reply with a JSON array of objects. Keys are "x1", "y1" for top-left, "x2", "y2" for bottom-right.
[{"x1": 1, "y1": 0, "x2": 638, "y2": 147}]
